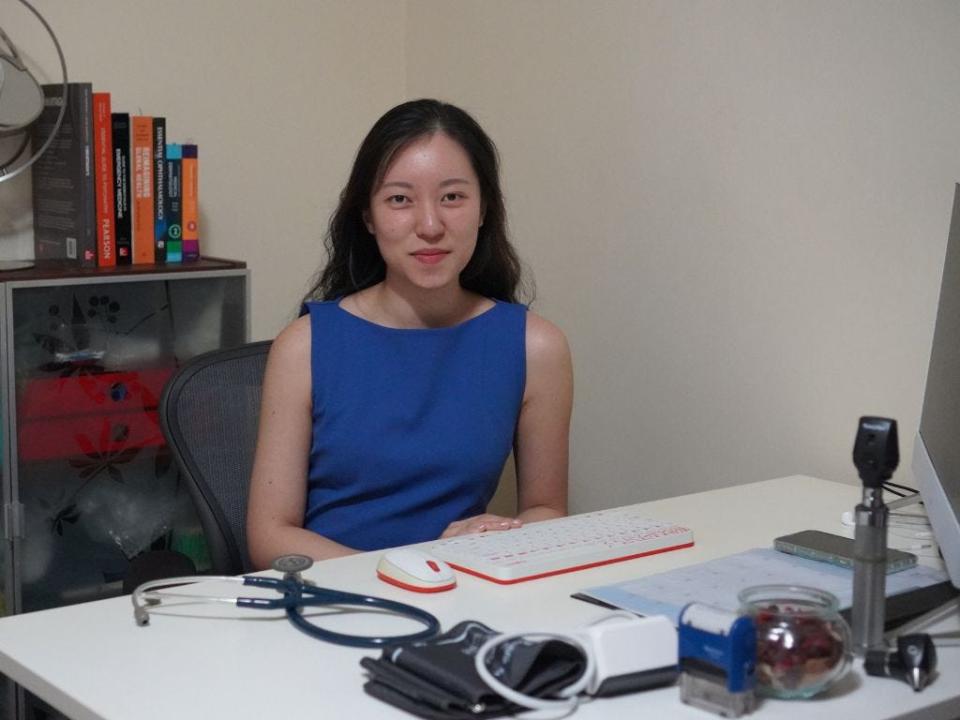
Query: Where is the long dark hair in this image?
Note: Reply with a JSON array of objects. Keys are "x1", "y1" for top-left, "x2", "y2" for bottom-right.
[{"x1": 304, "y1": 99, "x2": 528, "y2": 303}]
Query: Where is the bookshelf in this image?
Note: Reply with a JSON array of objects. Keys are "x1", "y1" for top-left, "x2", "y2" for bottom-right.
[
  {"x1": 0, "y1": 256, "x2": 243, "y2": 282},
  {"x1": 0, "y1": 258, "x2": 248, "y2": 718}
]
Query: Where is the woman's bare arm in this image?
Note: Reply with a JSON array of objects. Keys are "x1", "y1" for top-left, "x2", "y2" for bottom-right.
[{"x1": 245, "y1": 317, "x2": 359, "y2": 568}]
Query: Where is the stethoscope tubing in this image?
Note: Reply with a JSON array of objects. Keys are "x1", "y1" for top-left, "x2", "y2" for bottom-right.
[{"x1": 133, "y1": 574, "x2": 441, "y2": 648}]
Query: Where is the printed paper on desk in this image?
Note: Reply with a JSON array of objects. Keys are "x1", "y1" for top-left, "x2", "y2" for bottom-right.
[{"x1": 578, "y1": 548, "x2": 948, "y2": 625}]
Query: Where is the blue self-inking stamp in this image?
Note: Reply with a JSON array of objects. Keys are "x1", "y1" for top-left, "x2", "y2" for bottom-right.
[{"x1": 678, "y1": 603, "x2": 757, "y2": 717}]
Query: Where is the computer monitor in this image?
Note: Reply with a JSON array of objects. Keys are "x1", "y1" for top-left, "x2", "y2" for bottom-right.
[{"x1": 913, "y1": 183, "x2": 960, "y2": 590}]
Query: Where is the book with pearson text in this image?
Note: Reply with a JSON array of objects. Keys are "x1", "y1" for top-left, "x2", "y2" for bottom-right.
[
  {"x1": 92, "y1": 92, "x2": 115, "y2": 266},
  {"x1": 30, "y1": 83, "x2": 97, "y2": 266}
]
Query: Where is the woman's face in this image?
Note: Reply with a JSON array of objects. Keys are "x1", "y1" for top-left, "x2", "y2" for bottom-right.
[{"x1": 364, "y1": 132, "x2": 483, "y2": 294}]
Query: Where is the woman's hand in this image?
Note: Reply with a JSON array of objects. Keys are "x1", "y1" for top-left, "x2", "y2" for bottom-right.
[{"x1": 440, "y1": 514, "x2": 522, "y2": 538}]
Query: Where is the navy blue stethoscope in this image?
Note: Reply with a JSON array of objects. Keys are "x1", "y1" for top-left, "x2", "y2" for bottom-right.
[{"x1": 132, "y1": 554, "x2": 441, "y2": 648}]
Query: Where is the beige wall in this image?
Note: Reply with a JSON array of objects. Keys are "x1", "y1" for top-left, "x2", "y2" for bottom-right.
[
  {"x1": 404, "y1": 1, "x2": 960, "y2": 509},
  {"x1": 3, "y1": 2, "x2": 959, "y2": 512}
]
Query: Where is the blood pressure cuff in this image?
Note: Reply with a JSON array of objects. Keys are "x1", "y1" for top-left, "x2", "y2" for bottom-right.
[{"x1": 360, "y1": 620, "x2": 586, "y2": 719}]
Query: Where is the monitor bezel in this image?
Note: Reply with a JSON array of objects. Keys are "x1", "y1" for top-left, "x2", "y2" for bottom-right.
[
  {"x1": 913, "y1": 433, "x2": 960, "y2": 589},
  {"x1": 913, "y1": 182, "x2": 960, "y2": 590}
]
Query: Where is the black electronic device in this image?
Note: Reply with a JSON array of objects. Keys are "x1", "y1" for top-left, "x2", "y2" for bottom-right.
[
  {"x1": 774, "y1": 530, "x2": 916, "y2": 574},
  {"x1": 853, "y1": 417, "x2": 899, "y2": 487},
  {"x1": 839, "y1": 581, "x2": 960, "y2": 634}
]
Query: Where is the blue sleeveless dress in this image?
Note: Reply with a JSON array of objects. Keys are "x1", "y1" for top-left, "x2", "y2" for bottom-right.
[{"x1": 303, "y1": 299, "x2": 527, "y2": 551}]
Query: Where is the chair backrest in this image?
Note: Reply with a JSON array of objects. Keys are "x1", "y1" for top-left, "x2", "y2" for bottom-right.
[{"x1": 159, "y1": 341, "x2": 272, "y2": 575}]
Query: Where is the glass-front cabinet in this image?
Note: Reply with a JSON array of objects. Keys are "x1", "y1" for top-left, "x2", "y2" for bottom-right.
[{"x1": 0, "y1": 259, "x2": 247, "y2": 719}]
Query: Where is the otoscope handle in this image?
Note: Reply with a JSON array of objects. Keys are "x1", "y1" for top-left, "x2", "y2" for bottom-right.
[{"x1": 852, "y1": 492, "x2": 888, "y2": 656}]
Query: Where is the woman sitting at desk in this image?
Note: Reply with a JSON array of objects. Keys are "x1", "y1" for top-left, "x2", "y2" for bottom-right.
[{"x1": 246, "y1": 100, "x2": 573, "y2": 567}]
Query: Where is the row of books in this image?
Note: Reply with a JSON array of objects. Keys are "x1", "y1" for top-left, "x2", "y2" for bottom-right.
[{"x1": 30, "y1": 82, "x2": 200, "y2": 268}]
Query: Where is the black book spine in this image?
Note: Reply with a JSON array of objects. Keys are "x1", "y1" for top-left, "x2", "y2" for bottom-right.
[
  {"x1": 30, "y1": 83, "x2": 97, "y2": 266},
  {"x1": 152, "y1": 117, "x2": 167, "y2": 263},
  {"x1": 111, "y1": 112, "x2": 132, "y2": 264}
]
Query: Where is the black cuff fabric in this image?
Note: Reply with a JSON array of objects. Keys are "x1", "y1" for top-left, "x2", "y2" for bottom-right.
[{"x1": 359, "y1": 620, "x2": 587, "y2": 719}]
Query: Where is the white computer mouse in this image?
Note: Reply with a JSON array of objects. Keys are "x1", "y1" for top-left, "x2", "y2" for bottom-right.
[{"x1": 376, "y1": 548, "x2": 457, "y2": 593}]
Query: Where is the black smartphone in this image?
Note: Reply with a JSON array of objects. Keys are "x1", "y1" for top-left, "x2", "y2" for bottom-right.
[{"x1": 773, "y1": 529, "x2": 917, "y2": 574}]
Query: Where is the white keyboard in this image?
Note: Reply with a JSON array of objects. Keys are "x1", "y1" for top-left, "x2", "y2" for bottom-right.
[{"x1": 428, "y1": 507, "x2": 694, "y2": 584}]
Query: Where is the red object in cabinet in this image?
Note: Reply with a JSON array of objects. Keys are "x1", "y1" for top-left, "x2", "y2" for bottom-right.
[
  {"x1": 18, "y1": 410, "x2": 166, "y2": 462},
  {"x1": 19, "y1": 368, "x2": 173, "y2": 419},
  {"x1": 17, "y1": 368, "x2": 173, "y2": 461}
]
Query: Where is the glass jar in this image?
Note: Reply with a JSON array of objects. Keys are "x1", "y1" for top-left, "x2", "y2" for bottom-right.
[{"x1": 738, "y1": 585, "x2": 852, "y2": 699}]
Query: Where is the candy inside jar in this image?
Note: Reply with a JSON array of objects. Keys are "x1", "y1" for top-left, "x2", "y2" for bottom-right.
[{"x1": 738, "y1": 585, "x2": 852, "y2": 699}]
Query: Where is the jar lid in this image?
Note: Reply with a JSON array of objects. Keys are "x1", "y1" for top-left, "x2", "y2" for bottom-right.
[{"x1": 738, "y1": 584, "x2": 841, "y2": 613}]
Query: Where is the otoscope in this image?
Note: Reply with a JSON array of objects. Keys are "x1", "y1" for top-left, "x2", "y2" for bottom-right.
[{"x1": 851, "y1": 416, "x2": 899, "y2": 656}]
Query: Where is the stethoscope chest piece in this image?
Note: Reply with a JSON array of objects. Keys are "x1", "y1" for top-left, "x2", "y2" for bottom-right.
[{"x1": 272, "y1": 554, "x2": 314, "y2": 579}]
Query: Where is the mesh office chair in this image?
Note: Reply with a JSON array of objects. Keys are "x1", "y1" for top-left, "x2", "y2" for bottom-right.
[{"x1": 159, "y1": 341, "x2": 272, "y2": 575}]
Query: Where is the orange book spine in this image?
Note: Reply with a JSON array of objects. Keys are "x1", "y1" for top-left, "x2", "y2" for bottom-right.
[
  {"x1": 92, "y1": 93, "x2": 116, "y2": 266},
  {"x1": 181, "y1": 144, "x2": 199, "y2": 261},
  {"x1": 131, "y1": 116, "x2": 155, "y2": 264}
]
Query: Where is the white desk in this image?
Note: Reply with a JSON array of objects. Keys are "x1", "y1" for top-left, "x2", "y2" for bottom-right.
[{"x1": 0, "y1": 476, "x2": 957, "y2": 720}]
